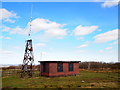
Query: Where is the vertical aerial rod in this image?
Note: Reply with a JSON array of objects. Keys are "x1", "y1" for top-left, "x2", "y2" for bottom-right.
[{"x1": 28, "y1": 5, "x2": 33, "y2": 37}]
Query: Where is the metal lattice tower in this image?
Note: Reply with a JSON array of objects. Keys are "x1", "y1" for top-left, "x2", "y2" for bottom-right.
[{"x1": 21, "y1": 39, "x2": 34, "y2": 77}]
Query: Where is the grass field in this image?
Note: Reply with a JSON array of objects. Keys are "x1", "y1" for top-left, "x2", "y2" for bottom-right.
[{"x1": 2, "y1": 69, "x2": 119, "y2": 88}]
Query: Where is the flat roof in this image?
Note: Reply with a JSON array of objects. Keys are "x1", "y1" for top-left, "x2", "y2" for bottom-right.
[{"x1": 38, "y1": 61, "x2": 80, "y2": 63}]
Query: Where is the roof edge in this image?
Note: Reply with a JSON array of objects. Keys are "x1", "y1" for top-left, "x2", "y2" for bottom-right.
[{"x1": 38, "y1": 61, "x2": 81, "y2": 63}]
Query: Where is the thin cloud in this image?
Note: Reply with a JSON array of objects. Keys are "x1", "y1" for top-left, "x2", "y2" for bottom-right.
[
  {"x1": 94, "y1": 29, "x2": 118, "y2": 43},
  {"x1": 2, "y1": 26, "x2": 11, "y2": 32},
  {"x1": 105, "y1": 46, "x2": 113, "y2": 50},
  {"x1": 77, "y1": 44, "x2": 88, "y2": 48},
  {"x1": 99, "y1": 46, "x2": 113, "y2": 53},
  {"x1": 101, "y1": 0, "x2": 119, "y2": 8},
  {"x1": 0, "y1": 36, "x2": 11, "y2": 39},
  {"x1": 73, "y1": 25, "x2": 98, "y2": 36},
  {"x1": 0, "y1": 8, "x2": 19, "y2": 23},
  {"x1": 9, "y1": 26, "x2": 28, "y2": 35}
]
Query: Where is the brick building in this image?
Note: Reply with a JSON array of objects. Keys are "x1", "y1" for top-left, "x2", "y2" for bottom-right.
[{"x1": 38, "y1": 61, "x2": 80, "y2": 77}]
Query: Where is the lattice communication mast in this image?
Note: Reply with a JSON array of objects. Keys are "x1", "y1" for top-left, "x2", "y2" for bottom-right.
[{"x1": 21, "y1": 6, "x2": 34, "y2": 77}]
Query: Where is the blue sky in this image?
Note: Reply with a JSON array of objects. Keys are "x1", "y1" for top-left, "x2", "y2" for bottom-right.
[{"x1": 0, "y1": 2, "x2": 119, "y2": 64}]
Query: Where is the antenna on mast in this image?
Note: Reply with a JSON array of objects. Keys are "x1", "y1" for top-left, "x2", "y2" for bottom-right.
[{"x1": 28, "y1": 5, "x2": 33, "y2": 37}]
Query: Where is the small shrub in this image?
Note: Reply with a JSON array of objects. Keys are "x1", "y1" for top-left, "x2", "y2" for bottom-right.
[
  {"x1": 91, "y1": 84, "x2": 95, "y2": 86},
  {"x1": 77, "y1": 85, "x2": 81, "y2": 87}
]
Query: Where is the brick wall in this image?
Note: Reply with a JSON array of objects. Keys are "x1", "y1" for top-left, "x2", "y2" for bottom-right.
[
  {"x1": 50, "y1": 62, "x2": 79, "y2": 76},
  {"x1": 40, "y1": 62, "x2": 79, "y2": 77}
]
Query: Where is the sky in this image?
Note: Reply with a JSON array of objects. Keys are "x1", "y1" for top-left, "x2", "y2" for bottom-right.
[{"x1": 0, "y1": 1, "x2": 119, "y2": 64}]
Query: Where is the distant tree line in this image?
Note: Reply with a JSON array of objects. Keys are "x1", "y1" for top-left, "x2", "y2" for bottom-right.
[
  {"x1": 79, "y1": 62, "x2": 120, "y2": 70},
  {"x1": 1, "y1": 62, "x2": 120, "y2": 71},
  {"x1": 1, "y1": 65, "x2": 40, "y2": 71}
]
